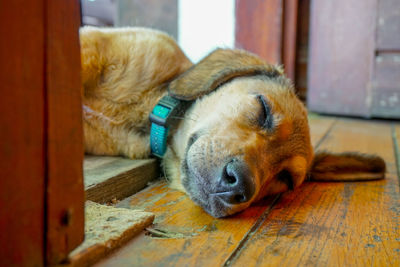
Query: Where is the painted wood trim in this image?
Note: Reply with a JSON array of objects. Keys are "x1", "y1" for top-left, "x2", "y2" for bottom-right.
[
  {"x1": 282, "y1": 0, "x2": 299, "y2": 81},
  {"x1": 0, "y1": 1, "x2": 46, "y2": 265},
  {"x1": 235, "y1": 0, "x2": 283, "y2": 64},
  {"x1": 45, "y1": 0, "x2": 85, "y2": 264}
]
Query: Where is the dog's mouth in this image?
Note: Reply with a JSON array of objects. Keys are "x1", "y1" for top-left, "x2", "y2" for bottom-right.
[
  {"x1": 181, "y1": 131, "x2": 202, "y2": 187},
  {"x1": 186, "y1": 132, "x2": 201, "y2": 151},
  {"x1": 182, "y1": 154, "x2": 217, "y2": 216},
  {"x1": 181, "y1": 132, "x2": 211, "y2": 209}
]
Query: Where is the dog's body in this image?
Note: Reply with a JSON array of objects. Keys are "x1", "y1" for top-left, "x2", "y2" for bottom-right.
[
  {"x1": 80, "y1": 27, "x2": 192, "y2": 159},
  {"x1": 80, "y1": 27, "x2": 385, "y2": 217}
]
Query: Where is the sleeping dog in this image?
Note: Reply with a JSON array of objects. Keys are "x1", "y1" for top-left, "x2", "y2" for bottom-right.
[{"x1": 80, "y1": 27, "x2": 385, "y2": 218}]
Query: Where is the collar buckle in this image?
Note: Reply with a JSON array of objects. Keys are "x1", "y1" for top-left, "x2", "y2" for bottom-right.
[
  {"x1": 149, "y1": 95, "x2": 181, "y2": 127},
  {"x1": 149, "y1": 95, "x2": 185, "y2": 158}
]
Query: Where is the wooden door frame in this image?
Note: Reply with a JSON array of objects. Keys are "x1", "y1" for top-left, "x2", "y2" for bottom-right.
[
  {"x1": 0, "y1": 0, "x2": 84, "y2": 265},
  {"x1": 0, "y1": 1, "x2": 46, "y2": 265},
  {"x1": 235, "y1": 0, "x2": 299, "y2": 82},
  {"x1": 45, "y1": 0, "x2": 84, "y2": 264}
]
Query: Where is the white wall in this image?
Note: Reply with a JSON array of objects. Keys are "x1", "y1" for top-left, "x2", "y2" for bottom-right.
[{"x1": 178, "y1": 0, "x2": 235, "y2": 63}]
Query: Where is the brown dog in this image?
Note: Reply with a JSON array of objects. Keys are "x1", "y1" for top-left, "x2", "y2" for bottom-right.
[{"x1": 80, "y1": 27, "x2": 385, "y2": 217}]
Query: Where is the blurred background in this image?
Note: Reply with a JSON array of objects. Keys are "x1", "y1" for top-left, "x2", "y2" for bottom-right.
[{"x1": 81, "y1": 0, "x2": 400, "y2": 119}]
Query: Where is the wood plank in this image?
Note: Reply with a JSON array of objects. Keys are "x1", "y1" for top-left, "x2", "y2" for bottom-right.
[
  {"x1": 45, "y1": 0, "x2": 85, "y2": 264},
  {"x1": 376, "y1": 0, "x2": 400, "y2": 50},
  {"x1": 282, "y1": 0, "x2": 298, "y2": 82},
  {"x1": 308, "y1": 114, "x2": 336, "y2": 147},
  {"x1": 230, "y1": 119, "x2": 400, "y2": 266},
  {"x1": 235, "y1": 0, "x2": 283, "y2": 64},
  {"x1": 0, "y1": 1, "x2": 46, "y2": 266},
  {"x1": 84, "y1": 156, "x2": 159, "y2": 203},
  {"x1": 94, "y1": 117, "x2": 335, "y2": 266},
  {"x1": 308, "y1": 0, "x2": 377, "y2": 117},
  {"x1": 294, "y1": 0, "x2": 311, "y2": 100},
  {"x1": 394, "y1": 125, "x2": 400, "y2": 178},
  {"x1": 235, "y1": 0, "x2": 300, "y2": 83},
  {"x1": 95, "y1": 182, "x2": 279, "y2": 266}
]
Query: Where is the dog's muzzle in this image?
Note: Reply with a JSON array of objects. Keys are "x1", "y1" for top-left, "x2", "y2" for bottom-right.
[
  {"x1": 212, "y1": 159, "x2": 255, "y2": 205},
  {"x1": 184, "y1": 157, "x2": 256, "y2": 218}
]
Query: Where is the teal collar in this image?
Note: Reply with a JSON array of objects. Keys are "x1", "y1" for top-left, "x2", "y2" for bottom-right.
[{"x1": 149, "y1": 95, "x2": 190, "y2": 158}]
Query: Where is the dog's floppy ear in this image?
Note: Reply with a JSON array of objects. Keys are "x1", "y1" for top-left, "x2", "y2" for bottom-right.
[
  {"x1": 168, "y1": 48, "x2": 283, "y2": 100},
  {"x1": 309, "y1": 151, "x2": 386, "y2": 181}
]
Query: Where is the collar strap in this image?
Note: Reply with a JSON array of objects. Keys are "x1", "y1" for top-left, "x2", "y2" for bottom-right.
[{"x1": 149, "y1": 95, "x2": 190, "y2": 158}]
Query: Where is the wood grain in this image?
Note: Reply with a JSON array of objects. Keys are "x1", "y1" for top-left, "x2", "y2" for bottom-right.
[
  {"x1": 394, "y1": 124, "x2": 400, "y2": 179},
  {"x1": 308, "y1": 0, "x2": 377, "y2": 117},
  {"x1": 45, "y1": 0, "x2": 85, "y2": 264},
  {"x1": 84, "y1": 156, "x2": 159, "y2": 203},
  {"x1": 294, "y1": 0, "x2": 311, "y2": 100},
  {"x1": 235, "y1": 0, "x2": 283, "y2": 64},
  {"x1": 0, "y1": 1, "x2": 45, "y2": 266},
  {"x1": 230, "y1": 118, "x2": 400, "y2": 266},
  {"x1": 95, "y1": 181, "x2": 279, "y2": 267},
  {"x1": 308, "y1": 115, "x2": 336, "y2": 147},
  {"x1": 282, "y1": 0, "x2": 299, "y2": 82}
]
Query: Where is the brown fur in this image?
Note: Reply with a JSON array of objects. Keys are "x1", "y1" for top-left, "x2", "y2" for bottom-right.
[
  {"x1": 80, "y1": 27, "x2": 192, "y2": 158},
  {"x1": 80, "y1": 27, "x2": 386, "y2": 217},
  {"x1": 310, "y1": 152, "x2": 386, "y2": 181},
  {"x1": 168, "y1": 49, "x2": 282, "y2": 100}
]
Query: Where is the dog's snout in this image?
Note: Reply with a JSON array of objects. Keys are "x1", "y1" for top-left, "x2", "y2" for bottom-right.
[{"x1": 216, "y1": 160, "x2": 255, "y2": 204}]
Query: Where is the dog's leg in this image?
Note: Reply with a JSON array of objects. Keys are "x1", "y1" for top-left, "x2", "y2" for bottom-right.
[{"x1": 122, "y1": 134, "x2": 151, "y2": 159}]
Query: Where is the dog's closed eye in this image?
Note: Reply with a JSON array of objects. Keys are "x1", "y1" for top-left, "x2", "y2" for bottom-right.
[
  {"x1": 256, "y1": 95, "x2": 274, "y2": 130},
  {"x1": 277, "y1": 169, "x2": 294, "y2": 190}
]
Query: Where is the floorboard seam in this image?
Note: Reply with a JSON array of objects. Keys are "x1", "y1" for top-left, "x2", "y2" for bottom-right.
[
  {"x1": 315, "y1": 118, "x2": 338, "y2": 150},
  {"x1": 222, "y1": 194, "x2": 281, "y2": 266},
  {"x1": 391, "y1": 124, "x2": 400, "y2": 187}
]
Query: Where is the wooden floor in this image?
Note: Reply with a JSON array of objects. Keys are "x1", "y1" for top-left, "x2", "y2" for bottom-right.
[{"x1": 96, "y1": 116, "x2": 400, "y2": 267}]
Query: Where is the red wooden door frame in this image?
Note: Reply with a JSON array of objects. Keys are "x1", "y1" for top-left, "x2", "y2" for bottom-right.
[
  {"x1": 45, "y1": 0, "x2": 84, "y2": 264},
  {"x1": 235, "y1": 0, "x2": 299, "y2": 82},
  {"x1": 0, "y1": 1, "x2": 46, "y2": 265},
  {"x1": 0, "y1": 0, "x2": 84, "y2": 265}
]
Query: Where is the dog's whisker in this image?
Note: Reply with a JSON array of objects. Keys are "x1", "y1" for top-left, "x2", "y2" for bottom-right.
[
  {"x1": 162, "y1": 162, "x2": 169, "y2": 182},
  {"x1": 170, "y1": 116, "x2": 198, "y2": 122},
  {"x1": 82, "y1": 104, "x2": 125, "y2": 125}
]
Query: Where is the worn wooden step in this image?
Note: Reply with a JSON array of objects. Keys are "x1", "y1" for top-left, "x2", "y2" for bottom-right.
[
  {"x1": 62, "y1": 157, "x2": 160, "y2": 266},
  {"x1": 84, "y1": 156, "x2": 160, "y2": 203}
]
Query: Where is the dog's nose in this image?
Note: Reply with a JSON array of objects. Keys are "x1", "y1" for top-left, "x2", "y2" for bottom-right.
[{"x1": 216, "y1": 160, "x2": 255, "y2": 204}]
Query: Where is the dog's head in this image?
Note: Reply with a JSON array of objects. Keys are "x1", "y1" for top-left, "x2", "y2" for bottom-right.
[{"x1": 163, "y1": 49, "x2": 385, "y2": 218}]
